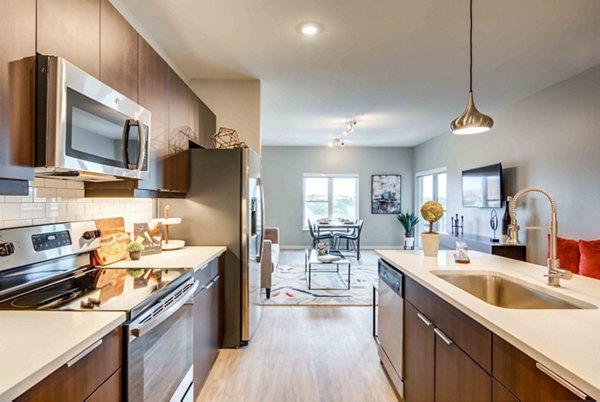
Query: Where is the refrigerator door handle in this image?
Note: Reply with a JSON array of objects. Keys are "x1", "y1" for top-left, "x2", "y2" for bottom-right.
[{"x1": 258, "y1": 178, "x2": 265, "y2": 261}]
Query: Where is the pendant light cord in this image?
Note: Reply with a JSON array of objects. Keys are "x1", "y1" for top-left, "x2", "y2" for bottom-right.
[{"x1": 469, "y1": 0, "x2": 473, "y2": 92}]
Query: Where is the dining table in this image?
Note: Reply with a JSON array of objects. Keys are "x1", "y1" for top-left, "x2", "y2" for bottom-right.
[{"x1": 315, "y1": 220, "x2": 363, "y2": 259}]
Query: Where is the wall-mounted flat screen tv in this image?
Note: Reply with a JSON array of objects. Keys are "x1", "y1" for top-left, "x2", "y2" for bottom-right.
[{"x1": 462, "y1": 163, "x2": 504, "y2": 208}]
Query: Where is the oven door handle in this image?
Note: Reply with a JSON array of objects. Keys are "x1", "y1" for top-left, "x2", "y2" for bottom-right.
[{"x1": 129, "y1": 280, "x2": 198, "y2": 338}]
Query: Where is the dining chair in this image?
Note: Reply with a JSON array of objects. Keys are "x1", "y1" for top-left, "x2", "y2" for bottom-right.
[
  {"x1": 333, "y1": 220, "x2": 363, "y2": 259},
  {"x1": 307, "y1": 219, "x2": 333, "y2": 249}
]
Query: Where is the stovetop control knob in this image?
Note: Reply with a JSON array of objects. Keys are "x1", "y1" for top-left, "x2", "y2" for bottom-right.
[
  {"x1": 83, "y1": 230, "x2": 102, "y2": 240},
  {"x1": 0, "y1": 242, "x2": 15, "y2": 257}
]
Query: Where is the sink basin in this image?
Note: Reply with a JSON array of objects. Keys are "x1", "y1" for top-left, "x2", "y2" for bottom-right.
[{"x1": 432, "y1": 271, "x2": 596, "y2": 310}]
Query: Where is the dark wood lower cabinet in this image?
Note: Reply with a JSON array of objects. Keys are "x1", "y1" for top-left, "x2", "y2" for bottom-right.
[
  {"x1": 85, "y1": 367, "x2": 122, "y2": 402},
  {"x1": 15, "y1": 328, "x2": 122, "y2": 402},
  {"x1": 435, "y1": 332, "x2": 491, "y2": 402},
  {"x1": 493, "y1": 335, "x2": 588, "y2": 401},
  {"x1": 493, "y1": 379, "x2": 519, "y2": 402},
  {"x1": 404, "y1": 301, "x2": 435, "y2": 402},
  {"x1": 193, "y1": 259, "x2": 221, "y2": 399}
]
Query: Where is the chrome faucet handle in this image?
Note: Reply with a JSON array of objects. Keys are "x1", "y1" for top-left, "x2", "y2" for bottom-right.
[{"x1": 506, "y1": 224, "x2": 520, "y2": 245}]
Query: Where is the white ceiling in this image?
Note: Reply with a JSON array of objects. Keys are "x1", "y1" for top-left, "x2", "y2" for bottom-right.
[{"x1": 120, "y1": 0, "x2": 600, "y2": 147}]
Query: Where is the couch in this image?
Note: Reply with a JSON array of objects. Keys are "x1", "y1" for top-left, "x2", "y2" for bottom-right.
[{"x1": 261, "y1": 227, "x2": 280, "y2": 298}]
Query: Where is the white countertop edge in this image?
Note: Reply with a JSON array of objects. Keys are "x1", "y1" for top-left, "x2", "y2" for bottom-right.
[
  {"x1": 106, "y1": 246, "x2": 226, "y2": 271},
  {"x1": 0, "y1": 312, "x2": 125, "y2": 402},
  {"x1": 375, "y1": 250, "x2": 600, "y2": 400}
]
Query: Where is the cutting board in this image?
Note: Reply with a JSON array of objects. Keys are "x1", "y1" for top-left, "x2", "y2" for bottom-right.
[{"x1": 93, "y1": 217, "x2": 130, "y2": 266}]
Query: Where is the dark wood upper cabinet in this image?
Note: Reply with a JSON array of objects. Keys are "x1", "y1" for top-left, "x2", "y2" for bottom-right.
[
  {"x1": 199, "y1": 98, "x2": 217, "y2": 149},
  {"x1": 404, "y1": 301, "x2": 435, "y2": 402},
  {"x1": 37, "y1": 0, "x2": 100, "y2": 78},
  {"x1": 166, "y1": 68, "x2": 191, "y2": 193},
  {"x1": 138, "y1": 37, "x2": 169, "y2": 192},
  {"x1": 0, "y1": 0, "x2": 36, "y2": 194},
  {"x1": 100, "y1": 0, "x2": 138, "y2": 101}
]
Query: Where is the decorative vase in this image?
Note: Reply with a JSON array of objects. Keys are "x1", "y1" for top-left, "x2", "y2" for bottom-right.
[
  {"x1": 403, "y1": 234, "x2": 415, "y2": 250},
  {"x1": 129, "y1": 251, "x2": 141, "y2": 260},
  {"x1": 421, "y1": 233, "x2": 440, "y2": 257}
]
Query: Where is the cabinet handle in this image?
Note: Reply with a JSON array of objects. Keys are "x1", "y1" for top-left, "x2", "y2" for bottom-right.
[
  {"x1": 535, "y1": 363, "x2": 588, "y2": 400},
  {"x1": 205, "y1": 281, "x2": 214, "y2": 290},
  {"x1": 66, "y1": 339, "x2": 103, "y2": 368},
  {"x1": 417, "y1": 312, "x2": 432, "y2": 327},
  {"x1": 433, "y1": 328, "x2": 453, "y2": 346}
]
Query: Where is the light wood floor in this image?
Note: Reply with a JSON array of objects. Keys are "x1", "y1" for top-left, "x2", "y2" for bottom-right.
[{"x1": 198, "y1": 306, "x2": 399, "y2": 402}]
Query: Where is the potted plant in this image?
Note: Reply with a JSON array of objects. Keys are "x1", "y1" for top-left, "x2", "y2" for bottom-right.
[
  {"x1": 127, "y1": 241, "x2": 145, "y2": 260},
  {"x1": 397, "y1": 211, "x2": 419, "y2": 249},
  {"x1": 420, "y1": 201, "x2": 444, "y2": 257}
]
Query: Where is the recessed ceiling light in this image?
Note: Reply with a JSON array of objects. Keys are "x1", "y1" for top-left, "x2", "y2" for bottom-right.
[{"x1": 299, "y1": 22, "x2": 322, "y2": 36}]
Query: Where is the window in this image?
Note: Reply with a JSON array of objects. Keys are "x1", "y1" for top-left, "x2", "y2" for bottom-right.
[
  {"x1": 415, "y1": 169, "x2": 447, "y2": 240},
  {"x1": 303, "y1": 174, "x2": 359, "y2": 228}
]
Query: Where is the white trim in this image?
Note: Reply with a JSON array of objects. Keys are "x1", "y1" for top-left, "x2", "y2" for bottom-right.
[{"x1": 415, "y1": 167, "x2": 447, "y2": 178}]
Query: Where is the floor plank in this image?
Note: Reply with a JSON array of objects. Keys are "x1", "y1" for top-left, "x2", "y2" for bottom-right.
[{"x1": 198, "y1": 306, "x2": 399, "y2": 402}]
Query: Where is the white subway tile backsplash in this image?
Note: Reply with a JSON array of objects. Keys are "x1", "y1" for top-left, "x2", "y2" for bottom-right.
[
  {"x1": 0, "y1": 179, "x2": 155, "y2": 229},
  {"x1": 20, "y1": 203, "x2": 45, "y2": 219},
  {"x1": 44, "y1": 179, "x2": 67, "y2": 189}
]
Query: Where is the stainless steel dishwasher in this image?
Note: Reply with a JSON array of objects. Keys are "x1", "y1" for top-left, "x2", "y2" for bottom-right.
[{"x1": 377, "y1": 259, "x2": 404, "y2": 398}]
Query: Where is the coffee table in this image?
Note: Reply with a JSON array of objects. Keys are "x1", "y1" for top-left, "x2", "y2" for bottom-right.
[{"x1": 304, "y1": 249, "x2": 352, "y2": 290}]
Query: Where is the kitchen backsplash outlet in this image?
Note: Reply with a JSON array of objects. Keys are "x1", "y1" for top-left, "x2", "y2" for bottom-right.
[{"x1": 0, "y1": 178, "x2": 155, "y2": 231}]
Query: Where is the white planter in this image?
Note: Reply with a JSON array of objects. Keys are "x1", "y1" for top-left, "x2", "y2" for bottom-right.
[
  {"x1": 404, "y1": 237, "x2": 415, "y2": 250},
  {"x1": 421, "y1": 233, "x2": 440, "y2": 257}
]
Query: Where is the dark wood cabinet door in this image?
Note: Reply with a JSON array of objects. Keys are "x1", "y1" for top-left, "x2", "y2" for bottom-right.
[
  {"x1": 435, "y1": 328, "x2": 492, "y2": 402},
  {"x1": 493, "y1": 335, "x2": 587, "y2": 401},
  {"x1": 0, "y1": 0, "x2": 35, "y2": 191},
  {"x1": 404, "y1": 301, "x2": 435, "y2": 402},
  {"x1": 85, "y1": 367, "x2": 122, "y2": 402},
  {"x1": 16, "y1": 328, "x2": 122, "y2": 402},
  {"x1": 208, "y1": 276, "x2": 221, "y2": 363},
  {"x1": 37, "y1": 0, "x2": 100, "y2": 78},
  {"x1": 193, "y1": 286, "x2": 212, "y2": 399},
  {"x1": 138, "y1": 38, "x2": 169, "y2": 191},
  {"x1": 166, "y1": 68, "x2": 190, "y2": 193},
  {"x1": 100, "y1": 0, "x2": 138, "y2": 101},
  {"x1": 493, "y1": 379, "x2": 519, "y2": 402}
]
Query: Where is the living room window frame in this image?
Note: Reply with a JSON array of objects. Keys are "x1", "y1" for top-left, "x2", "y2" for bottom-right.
[
  {"x1": 415, "y1": 167, "x2": 447, "y2": 245},
  {"x1": 302, "y1": 173, "x2": 360, "y2": 230}
]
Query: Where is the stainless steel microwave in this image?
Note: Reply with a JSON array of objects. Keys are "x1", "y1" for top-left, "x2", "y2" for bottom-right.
[{"x1": 35, "y1": 55, "x2": 151, "y2": 182}]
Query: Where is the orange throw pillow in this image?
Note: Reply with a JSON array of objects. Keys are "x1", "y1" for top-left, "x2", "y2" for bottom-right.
[
  {"x1": 579, "y1": 240, "x2": 600, "y2": 279},
  {"x1": 547, "y1": 236, "x2": 580, "y2": 274}
]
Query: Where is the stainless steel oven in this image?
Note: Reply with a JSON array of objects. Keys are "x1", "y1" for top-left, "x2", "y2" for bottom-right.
[
  {"x1": 126, "y1": 278, "x2": 198, "y2": 402},
  {"x1": 35, "y1": 55, "x2": 151, "y2": 181}
]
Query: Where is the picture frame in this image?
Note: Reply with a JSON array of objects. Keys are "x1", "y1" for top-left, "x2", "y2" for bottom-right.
[{"x1": 371, "y1": 174, "x2": 402, "y2": 214}]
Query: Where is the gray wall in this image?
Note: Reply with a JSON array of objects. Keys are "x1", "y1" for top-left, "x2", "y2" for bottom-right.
[
  {"x1": 413, "y1": 64, "x2": 600, "y2": 265},
  {"x1": 262, "y1": 146, "x2": 413, "y2": 248}
]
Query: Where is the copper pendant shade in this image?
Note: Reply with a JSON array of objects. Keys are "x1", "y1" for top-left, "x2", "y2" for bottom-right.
[{"x1": 450, "y1": 0, "x2": 494, "y2": 135}]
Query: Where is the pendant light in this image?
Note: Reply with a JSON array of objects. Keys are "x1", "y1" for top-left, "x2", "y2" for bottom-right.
[{"x1": 450, "y1": 0, "x2": 493, "y2": 134}]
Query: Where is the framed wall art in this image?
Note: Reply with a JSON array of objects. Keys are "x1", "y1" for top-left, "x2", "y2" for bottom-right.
[{"x1": 371, "y1": 174, "x2": 402, "y2": 214}]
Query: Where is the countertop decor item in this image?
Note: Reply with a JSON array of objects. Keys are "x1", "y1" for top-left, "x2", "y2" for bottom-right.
[
  {"x1": 93, "y1": 217, "x2": 130, "y2": 266},
  {"x1": 420, "y1": 201, "x2": 445, "y2": 257},
  {"x1": 398, "y1": 211, "x2": 419, "y2": 250},
  {"x1": 490, "y1": 209, "x2": 499, "y2": 242},
  {"x1": 133, "y1": 222, "x2": 162, "y2": 255},
  {"x1": 450, "y1": 0, "x2": 494, "y2": 134},
  {"x1": 211, "y1": 127, "x2": 248, "y2": 149},
  {"x1": 451, "y1": 213, "x2": 464, "y2": 235},
  {"x1": 152, "y1": 205, "x2": 185, "y2": 250},
  {"x1": 127, "y1": 241, "x2": 144, "y2": 260},
  {"x1": 371, "y1": 175, "x2": 402, "y2": 214}
]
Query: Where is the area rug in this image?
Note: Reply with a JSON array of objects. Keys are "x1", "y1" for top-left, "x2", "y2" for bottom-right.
[{"x1": 261, "y1": 256, "x2": 377, "y2": 306}]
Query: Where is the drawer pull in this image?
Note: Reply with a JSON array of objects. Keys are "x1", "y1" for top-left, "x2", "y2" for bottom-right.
[
  {"x1": 535, "y1": 363, "x2": 588, "y2": 400},
  {"x1": 205, "y1": 281, "x2": 214, "y2": 290},
  {"x1": 417, "y1": 312, "x2": 432, "y2": 327},
  {"x1": 433, "y1": 328, "x2": 453, "y2": 346},
  {"x1": 66, "y1": 339, "x2": 103, "y2": 368}
]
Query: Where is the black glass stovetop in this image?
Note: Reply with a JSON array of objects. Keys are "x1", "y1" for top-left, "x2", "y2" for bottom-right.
[{"x1": 0, "y1": 266, "x2": 194, "y2": 320}]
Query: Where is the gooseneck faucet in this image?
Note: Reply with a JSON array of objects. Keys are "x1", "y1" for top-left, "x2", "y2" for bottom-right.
[{"x1": 507, "y1": 187, "x2": 573, "y2": 287}]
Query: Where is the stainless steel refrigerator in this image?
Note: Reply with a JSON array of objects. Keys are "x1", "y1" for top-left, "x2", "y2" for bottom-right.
[{"x1": 160, "y1": 148, "x2": 263, "y2": 347}]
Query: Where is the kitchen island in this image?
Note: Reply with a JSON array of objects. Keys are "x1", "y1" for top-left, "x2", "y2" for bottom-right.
[{"x1": 376, "y1": 249, "x2": 600, "y2": 401}]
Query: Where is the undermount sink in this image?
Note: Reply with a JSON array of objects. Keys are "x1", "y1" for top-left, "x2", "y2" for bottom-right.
[{"x1": 432, "y1": 271, "x2": 596, "y2": 310}]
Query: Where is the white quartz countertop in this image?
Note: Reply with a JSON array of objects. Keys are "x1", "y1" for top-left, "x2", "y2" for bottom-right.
[
  {"x1": 376, "y1": 250, "x2": 600, "y2": 400},
  {"x1": 0, "y1": 311, "x2": 125, "y2": 402},
  {"x1": 107, "y1": 246, "x2": 226, "y2": 271}
]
